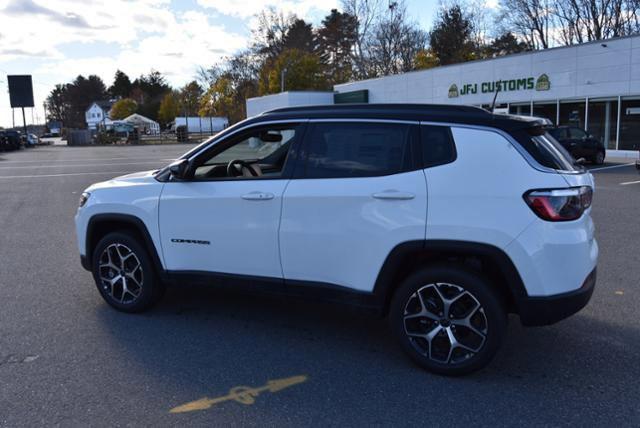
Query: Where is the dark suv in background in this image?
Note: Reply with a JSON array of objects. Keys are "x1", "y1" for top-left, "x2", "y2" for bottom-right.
[
  {"x1": 548, "y1": 126, "x2": 606, "y2": 165},
  {"x1": 0, "y1": 130, "x2": 24, "y2": 151}
]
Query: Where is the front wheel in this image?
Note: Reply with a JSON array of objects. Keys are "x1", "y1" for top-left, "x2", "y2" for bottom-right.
[
  {"x1": 390, "y1": 265, "x2": 507, "y2": 376},
  {"x1": 593, "y1": 151, "x2": 605, "y2": 165},
  {"x1": 92, "y1": 232, "x2": 164, "y2": 313}
]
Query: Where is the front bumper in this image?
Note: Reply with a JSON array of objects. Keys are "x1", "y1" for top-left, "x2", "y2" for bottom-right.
[
  {"x1": 80, "y1": 255, "x2": 91, "y2": 271},
  {"x1": 518, "y1": 268, "x2": 596, "y2": 326}
]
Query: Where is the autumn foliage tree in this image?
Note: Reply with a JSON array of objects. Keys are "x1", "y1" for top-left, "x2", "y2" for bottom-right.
[
  {"x1": 157, "y1": 91, "x2": 180, "y2": 127},
  {"x1": 110, "y1": 98, "x2": 137, "y2": 120},
  {"x1": 264, "y1": 49, "x2": 328, "y2": 94},
  {"x1": 413, "y1": 49, "x2": 439, "y2": 70}
]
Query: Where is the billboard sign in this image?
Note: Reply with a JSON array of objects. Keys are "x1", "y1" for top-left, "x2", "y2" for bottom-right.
[{"x1": 8, "y1": 75, "x2": 35, "y2": 108}]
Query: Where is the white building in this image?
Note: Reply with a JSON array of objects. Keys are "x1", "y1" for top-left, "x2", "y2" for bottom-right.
[
  {"x1": 174, "y1": 116, "x2": 229, "y2": 133},
  {"x1": 246, "y1": 92, "x2": 335, "y2": 117},
  {"x1": 85, "y1": 101, "x2": 114, "y2": 130},
  {"x1": 247, "y1": 34, "x2": 640, "y2": 157}
]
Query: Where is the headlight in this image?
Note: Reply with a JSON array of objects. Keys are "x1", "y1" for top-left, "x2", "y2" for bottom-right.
[{"x1": 79, "y1": 192, "x2": 91, "y2": 208}]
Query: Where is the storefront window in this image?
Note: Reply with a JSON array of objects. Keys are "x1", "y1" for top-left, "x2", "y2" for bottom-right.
[
  {"x1": 559, "y1": 100, "x2": 586, "y2": 128},
  {"x1": 509, "y1": 104, "x2": 531, "y2": 116},
  {"x1": 619, "y1": 98, "x2": 640, "y2": 151},
  {"x1": 533, "y1": 102, "x2": 557, "y2": 123},
  {"x1": 587, "y1": 99, "x2": 618, "y2": 150}
]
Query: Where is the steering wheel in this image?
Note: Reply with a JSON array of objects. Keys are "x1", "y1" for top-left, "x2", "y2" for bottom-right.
[{"x1": 227, "y1": 159, "x2": 258, "y2": 177}]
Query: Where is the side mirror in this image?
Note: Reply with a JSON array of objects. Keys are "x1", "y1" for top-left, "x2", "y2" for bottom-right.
[
  {"x1": 169, "y1": 159, "x2": 190, "y2": 180},
  {"x1": 259, "y1": 131, "x2": 283, "y2": 143}
]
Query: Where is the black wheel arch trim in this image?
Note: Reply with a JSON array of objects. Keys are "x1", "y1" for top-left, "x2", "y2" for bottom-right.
[
  {"x1": 84, "y1": 213, "x2": 167, "y2": 281},
  {"x1": 82, "y1": 229, "x2": 585, "y2": 325},
  {"x1": 372, "y1": 239, "x2": 529, "y2": 313}
]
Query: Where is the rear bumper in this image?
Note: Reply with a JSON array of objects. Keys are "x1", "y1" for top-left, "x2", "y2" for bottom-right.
[{"x1": 518, "y1": 268, "x2": 596, "y2": 326}]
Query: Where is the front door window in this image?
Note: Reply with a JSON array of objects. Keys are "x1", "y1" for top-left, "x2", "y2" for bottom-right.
[{"x1": 192, "y1": 125, "x2": 301, "y2": 180}]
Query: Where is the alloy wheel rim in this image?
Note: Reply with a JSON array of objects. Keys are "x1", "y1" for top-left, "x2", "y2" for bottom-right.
[
  {"x1": 403, "y1": 283, "x2": 488, "y2": 364},
  {"x1": 98, "y1": 243, "x2": 143, "y2": 304}
]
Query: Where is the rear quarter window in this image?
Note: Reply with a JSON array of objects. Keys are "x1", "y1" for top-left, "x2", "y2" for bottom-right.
[
  {"x1": 511, "y1": 127, "x2": 579, "y2": 171},
  {"x1": 421, "y1": 125, "x2": 456, "y2": 167}
]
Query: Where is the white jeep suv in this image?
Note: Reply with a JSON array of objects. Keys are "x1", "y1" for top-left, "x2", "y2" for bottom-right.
[{"x1": 75, "y1": 105, "x2": 598, "y2": 375}]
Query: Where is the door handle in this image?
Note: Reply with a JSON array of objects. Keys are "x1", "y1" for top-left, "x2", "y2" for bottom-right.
[
  {"x1": 372, "y1": 191, "x2": 415, "y2": 200},
  {"x1": 241, "y1": 191, "x2": 274, "y2": 201}
]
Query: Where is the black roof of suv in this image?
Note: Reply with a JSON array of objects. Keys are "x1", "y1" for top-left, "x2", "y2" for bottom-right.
[{"x1": 256, "y1": 104, "x2": 550, "y2": 132}]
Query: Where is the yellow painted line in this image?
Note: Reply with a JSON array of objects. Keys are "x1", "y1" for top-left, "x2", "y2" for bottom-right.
[{"x1": 170, "y1": 375, "x2": 308, "y2": 414}]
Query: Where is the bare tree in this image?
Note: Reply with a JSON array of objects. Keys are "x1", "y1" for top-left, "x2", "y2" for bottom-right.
[
  {"x1": 499, "y1": 0, "x2": 553, "y2": 49},
  {"x1": 250, "y1": 7, "x2": 297, "y2": 60},
  {"x1": 553, "y1": 0, "x2": 640, "y2": 44},
  {"x1": 370, "y1": 1, "x2": 427, "y2": 75},
  {"x1": 341, "y1": 0, "x2": 384, "y2": 78},
  {"x1": 500, "y1": 0, "x2": 640, "y2": 48}
]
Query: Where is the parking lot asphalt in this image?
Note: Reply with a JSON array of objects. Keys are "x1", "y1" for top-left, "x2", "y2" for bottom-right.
[{"x1": 0, "y1": 145, "x2": 639, "y2": 427}]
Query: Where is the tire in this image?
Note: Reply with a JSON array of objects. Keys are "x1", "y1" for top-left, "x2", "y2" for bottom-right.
[
  {"x1": 390, "y1": 265, "x2": 507, "y2": 376},
  {"x1": 91, "y1": 232, "x2": 164, "y2": 313},
  {"x1": 592, "y1": 150, "x2": 605, "y2": 165}
]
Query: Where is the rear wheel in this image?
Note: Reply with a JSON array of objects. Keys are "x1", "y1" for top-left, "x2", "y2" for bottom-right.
[
  {"x1": 91, "y1": 232, "x2": 164, "y2": 313},
  {"x1": 593, "y1": 150, "x2": 605, "y2": 165},
  {"x1": 390, "y1": 265, "x2": 506, "y2": 375}
]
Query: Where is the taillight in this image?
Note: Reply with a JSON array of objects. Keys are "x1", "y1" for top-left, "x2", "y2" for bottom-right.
[{"x1": 524, "y1": 186, "x2": 593, "y2": 221}]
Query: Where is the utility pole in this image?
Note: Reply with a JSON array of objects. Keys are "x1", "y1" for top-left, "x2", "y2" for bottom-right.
[
  {"x1": 21, "y1": 107, "x2": 27, "y2": 137},
  {"x1": 281, "y1": 67, "x2": 287, "y2": 93}
]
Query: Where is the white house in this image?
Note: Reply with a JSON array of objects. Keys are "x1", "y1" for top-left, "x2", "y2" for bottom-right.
[{"x1": 85, "y1": 101, "x2": 115, "y2": 130}]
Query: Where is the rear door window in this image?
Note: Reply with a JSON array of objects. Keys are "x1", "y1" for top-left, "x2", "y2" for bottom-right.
[{"x1": 302, "y1": 122, "x2": 414, "y2": 178}]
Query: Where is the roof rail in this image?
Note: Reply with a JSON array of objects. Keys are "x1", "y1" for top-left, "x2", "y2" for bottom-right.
[{"x1": 264, "y1": 103, "x2": 490, "y2": 116}]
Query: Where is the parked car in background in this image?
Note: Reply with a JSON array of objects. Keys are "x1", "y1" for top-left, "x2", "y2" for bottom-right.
[
  {"x1": 2, "y1": 130, "x2": 23, "y2": 151},
  {"x1": 26, "y1": 133, "x2": 40, "y2": 147},
  {"x1": 548, "y1": 126, "x2": 606, "y2": 165},
  {"x1": 0, "y1": 132, "x2": 8, "y2": 151}
]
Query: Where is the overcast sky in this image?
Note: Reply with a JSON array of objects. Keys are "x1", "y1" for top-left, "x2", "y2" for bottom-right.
[{"x1": 0, "y1": 0, "x2": 455, "y2": 128}]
